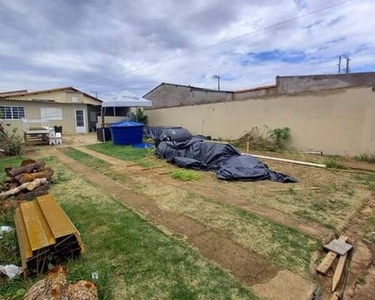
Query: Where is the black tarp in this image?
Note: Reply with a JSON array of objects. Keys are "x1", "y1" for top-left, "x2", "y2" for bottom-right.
[
  {"x1": 144, "y1": 126, "x2": 182, "y2": 140},
  {"x1": 155, "y1": 138, "x2": 297, "y2": 183}
]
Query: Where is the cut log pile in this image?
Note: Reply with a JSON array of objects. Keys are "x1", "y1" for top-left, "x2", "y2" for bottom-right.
[{"x1": 0, "y1": 159, "x2": 54, "y2": 201}]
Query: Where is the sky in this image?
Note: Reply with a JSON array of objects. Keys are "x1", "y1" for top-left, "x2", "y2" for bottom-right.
[{"x1": 0, "y1": 0, "x2": 374, "y2": 99}]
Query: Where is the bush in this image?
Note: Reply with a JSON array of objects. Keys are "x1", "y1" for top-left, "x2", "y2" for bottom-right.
[
  {"x1": 131, "y1": 108, "x2": 148, "y2": 124},
  {"x1": 355, "y1": 153, "x2": 375, "y2": 163},
  {"x1": 269, "y1": 127, "x2": 291, "y2": 148},
  {"x1": 0, "y1": 125, "x2": 24, "y2": 156},
  {"x1": 235, "y1": 126, "x2": 291, "y2": 151}
]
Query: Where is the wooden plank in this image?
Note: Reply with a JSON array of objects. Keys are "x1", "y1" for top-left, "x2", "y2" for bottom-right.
[
  {"x1": 330, "y1": 292, "x2": 340, "y2": 300},
  {"x1": 317, "y1": 235, "x2": 348, "y2": 275},
  {"x1": 269, "y1": 187, "x2": 320, "y2": 192},
  {"x1": 332, "y1": 253, "x2": 347, "y2": 292}
]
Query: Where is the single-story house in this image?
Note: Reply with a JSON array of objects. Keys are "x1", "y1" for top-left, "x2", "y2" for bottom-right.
[{"x1": 0, "y1": 87, "x2": 102, "y2": 134}]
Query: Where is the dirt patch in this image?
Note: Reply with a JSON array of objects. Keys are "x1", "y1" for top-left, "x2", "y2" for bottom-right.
[
  {"x1": 49, "y1": 148, "x2": 279, "y2": 286},
  {"x1": 252, "y1": 270, "x2": 315, "y2": 300}
]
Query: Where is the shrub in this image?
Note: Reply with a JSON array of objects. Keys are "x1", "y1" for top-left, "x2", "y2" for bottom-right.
[
  {"x1": 355, "y1": 153, "x2": 375, "y2": 163},
  {"x1": 235, "y1": 126, "x2": 291, "y2": 151},
  {"x1": 131, "y1": 108, "x2": 148, "y2": 124},
  {"x1": 269, "y1": 127, "x2": 291, "y2": 149},
  {"x1": 0, "y1": 125, "x2": 24, "y2": 156}
]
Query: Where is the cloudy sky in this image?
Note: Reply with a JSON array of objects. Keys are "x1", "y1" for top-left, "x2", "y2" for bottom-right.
[{"x1": 0, "y1": 0, "x2": 374, "y2": 99}]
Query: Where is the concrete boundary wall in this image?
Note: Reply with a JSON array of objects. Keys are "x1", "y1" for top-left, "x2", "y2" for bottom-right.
[{"x1": 146, "y1": 87, "x2": 375, "y2": 156}]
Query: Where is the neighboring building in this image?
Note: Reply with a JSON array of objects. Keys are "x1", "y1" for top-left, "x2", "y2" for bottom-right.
[
  {"x1": 143, "y1": 83, "x2": 234, "y2": 109},
  {"x1": 0, "y1": 87, "x2": 102, "y2": 134},
  {"x1": 144, "y1": 72, "x2": 375, "y2": 155}
]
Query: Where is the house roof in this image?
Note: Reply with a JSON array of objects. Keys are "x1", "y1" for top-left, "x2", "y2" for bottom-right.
[
  {"x1": 0, "y1": 86, "x2": 102, "y2": 102},
  {"x1": 143, "y1": 82, "x2": 233, "y2": 98}
]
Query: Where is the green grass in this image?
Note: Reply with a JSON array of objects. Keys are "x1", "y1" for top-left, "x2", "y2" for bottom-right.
[
  {"x1": 87, "y1": 142, "x2": 158, "y2": 168},
  {"x1": 0, "y1": 157, "x2": 260, "y2": 300},
  {"x1": 294, "y1": 210, "x2": 336, "y2": 230},
  {"x1": 325, "y1": 159, "x2": 344, "y2": 169},
  {"x1": 61, "y1": 147, "x2": 108, "y2": 172},
  {"x1": 64, "y1": 149, "x2": 318, "y2": 275},
  {"x1": 170, "y1": 169, "x2": 202, "y2": 181},
  {"x1": 0, "y1": 156, "x2": 25, "y2": 181}
]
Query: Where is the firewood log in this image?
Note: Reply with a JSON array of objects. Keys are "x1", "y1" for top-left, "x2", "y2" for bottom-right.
[
  {"x1": 0, "y1": 178, "x2": 47, "y2": 199},
  {"x1": 18, "y1": 182, "x2": 50, "y2": 200},
  {"x1": 24, "y1": 266, "x2": 98, "y2": 300},
  {"x1": 21, "y1": 159, "x2": 36, "y2": 167},
  {"x1": 23, "y1": 266, "x2": 69, "y2": 300},
  {"x1": 8, "y1": 161, "x2": 45, "y2": 177},
  {"x1": 18, "y1": 168, "x2": 54, "y2": 184},
  {"x1": 26, "y1": 178, "x2": 48, "y2": 191},
  {"x1": 68, "y1": 280, "x2": 98, "y2": 300}
]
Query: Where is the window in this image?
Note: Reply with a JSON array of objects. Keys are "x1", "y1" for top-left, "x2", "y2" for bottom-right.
[
  {"x1": 0, "y1": 106, "x2": 25, "y2": 119},
  {"x1": 41, "y1": 107, "x2": 63, "y2": 120}
]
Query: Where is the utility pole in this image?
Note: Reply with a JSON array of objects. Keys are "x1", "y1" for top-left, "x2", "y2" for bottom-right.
[
  {"x1": 212, "y1": 75, "x2": 221, "y2": 91},
  {"x1": 337, "y1": 56, "x2": 341, "y2": 74},
  {"x1": 343, "y1": 55, "x2": 351, "y2": 73},
  {"x1": 90, "y1": 91, "x2": 98, "y2": 98}
]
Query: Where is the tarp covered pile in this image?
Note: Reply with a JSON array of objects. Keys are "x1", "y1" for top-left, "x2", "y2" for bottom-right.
[{"x1": 155, "y1": 137, "x2": 297, "y2": 183}]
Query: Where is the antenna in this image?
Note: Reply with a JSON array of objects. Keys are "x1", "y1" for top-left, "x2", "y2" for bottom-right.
[
  {"x1": 342, "y1": 55, "x2": 351, "y2": 73},
  {"x1": 212, "y1": 75, "x2": 221, "y2": 91}
]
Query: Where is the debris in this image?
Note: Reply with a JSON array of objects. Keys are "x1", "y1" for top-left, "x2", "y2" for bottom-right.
[
  {"x1": 324, "y1": 239, "x2": 353, "y2": 256},
  {"x1": 0, "y1": 225, "x2": 12, "y2": 239},
  {"x1": 91, "y1": 271, "x2": 99, "y2": 280},
  {"x1": 14, "y1": 194, "x2": 84, "y2": 277},
  {"x1": 269, "y1": 187, "x2": 320, "y2": 192},
  {"x1": 317, "y1": 236, "x2": 348, "y2": 275},
  {"x1": 24, "y1": 266, "x2": 98, "y2": 300},
  {"x1": 300, "y1": 151, "x2": 323, "y2": 155},
  {"x1": 0, "y1": 225, "x2": 12, "y2": 233},
  {"x1": 0, "y1": 264, "x2": 22, "y2": 279},
  {"x1": 332, "y1": 252, "x2": 348, "y2": 292},
  {"x1": 242, "y1": 153, "x2": 327, "y2": 168}
]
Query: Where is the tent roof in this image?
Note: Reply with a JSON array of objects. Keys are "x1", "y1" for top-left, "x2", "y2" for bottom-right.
[{"x1": 103, "y1": 90, "x2": 152, "y2": 107}]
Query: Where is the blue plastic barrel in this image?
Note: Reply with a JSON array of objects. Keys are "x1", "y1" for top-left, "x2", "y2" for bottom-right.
[{"x1": 109, "y1": 121, "x2": 144, "y2": 145}]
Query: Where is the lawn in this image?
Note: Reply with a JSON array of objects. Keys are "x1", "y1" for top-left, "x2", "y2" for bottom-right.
[
  {"x1": 63, "y1": 147, "x2": 319, "y2": 275},
  {"x1": 87, "y1": 142, "x2": 161, "y2": 168},
  {"x1": 0, "y1": 156, "x2": 260, "y2": 300}
]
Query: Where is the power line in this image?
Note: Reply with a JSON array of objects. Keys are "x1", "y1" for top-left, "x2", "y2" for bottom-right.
[{"x1": 79, "y1": 0, "x2": 353, "y2": 88}]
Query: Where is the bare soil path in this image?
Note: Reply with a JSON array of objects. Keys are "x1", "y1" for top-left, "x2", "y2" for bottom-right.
[
  {"x1": 76, "y1": 146, "x2": 331, "y2": 240},
  {"x1": 39, "y1": 148, "x2": 316, "y2": 300}
]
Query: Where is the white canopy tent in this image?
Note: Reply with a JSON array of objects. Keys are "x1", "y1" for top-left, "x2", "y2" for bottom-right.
[
  {"x1": 101, "y1": 90, "x2": 152, "y2": 127},
  {"x1": 102, "y1": 90, "x2": 152, "y2": 108}
]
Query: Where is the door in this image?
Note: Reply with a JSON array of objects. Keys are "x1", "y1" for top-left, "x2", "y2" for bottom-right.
[{"x1": 75, "y1": 109, "x2": 86, "y2": 133}]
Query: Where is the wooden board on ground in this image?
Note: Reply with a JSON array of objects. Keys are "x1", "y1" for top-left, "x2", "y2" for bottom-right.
[
  {"x1": 330, "y1": 292, "x2": 340, "y2": 300},
  {"x1": 317, "y1": 235, "x2": 348, "y2": 275},
  {"x1": 332, "y1": 252, "x2": 347, "y2": 292}
]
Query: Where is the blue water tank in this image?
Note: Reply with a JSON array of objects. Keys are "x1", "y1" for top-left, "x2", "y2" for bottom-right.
[{"x1": 109, "y1": 121, "x2": 144, "y2": 145}]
